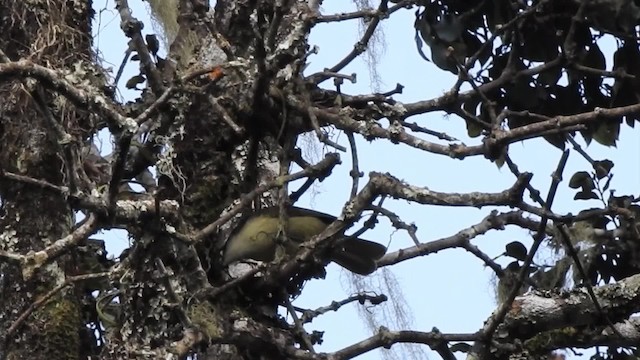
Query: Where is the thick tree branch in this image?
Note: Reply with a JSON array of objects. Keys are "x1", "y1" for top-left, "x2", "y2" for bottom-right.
[
  {"x1": 379, "y1": 210, "x2": 541, "y2": 267},
  {"x1": 115, "y1": 0, "x2": 165, "y2": 95},
  {"x1": 0, "y1": 60, "x2": 136, "y2": 133},
  {"x1": 498, "y1": 274, "x2": 640, "y2": 342}
]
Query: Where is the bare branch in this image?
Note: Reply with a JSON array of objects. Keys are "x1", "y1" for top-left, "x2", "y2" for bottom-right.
[{"x1": 0, "y1": 60, "x2": 137, "y2": 133}]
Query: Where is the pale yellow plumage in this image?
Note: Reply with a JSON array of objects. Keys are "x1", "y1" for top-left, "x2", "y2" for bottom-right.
[{"x1": 222, "y1": 207, "x2": 386, "y2": 275}]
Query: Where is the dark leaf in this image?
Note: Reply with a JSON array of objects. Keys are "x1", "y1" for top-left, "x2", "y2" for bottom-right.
[
  {"x1": 430, "y1": 43, "x2": 460, "y2": 74},
  {"x1": 450, "y1": 343, "x2": 472, "y2": 353},
  {"x1": 574, "y1": 191, "x2": 599, "y2": 200},
  {"x1": 592, "y1": 119, "x2": 620, "y2": 147},
  {"x1": 577, "y1": 210, "x2": 610, "y2": 229},
  {"x1": 462, "y1": 31, "x2": 482, "y2": 57},
  {"x1": 581, "y1": 128, "x2": 593, "y2": 145},
  {"x1": 463, "y1": 98, "x2": 483, "y2": 137},
  {"x1": 519, "y1": 19, "x2": 559, "y2": 62},
  {"x1": 488, "y1": 53, "x2": 509, "y2": 79},
  {"x1": 583, "y1": 43, "x2": 606, "y2": 72},
  {"x1": 568, "y1": 171, "x2": 591, "y2": 189},
  {"x1": 156, "y1": 56, "x2": 167, "y2": 71},
  {"x1": 494, "y1": 150, "x2": 506, "y2": 169},
  {"x1": 505, "y1": 241, "x2": 528, "y2": 261},
  {"x1": 602, "y1": 175, "x2": 612, "y2": 192},
  {"x1": 507, "y1": 79, "x2": 539, "y2": 110},
  {"x1": 125, "y1": 74, "x2": 146, "y2": 89},
  {"x1": 414, "y1": 28, "x2": 430, "y2": 62},
  {"x1": 582, "y1": 178, "x2": 596, "y2": 191},
  {"x1": 145, "y1": 34, "x2": 160, "y2": 56},
  {"x1": 465, "y1": 120, "x2": 483, "y2": 138},
  {"x1": 608, "y1": 195, "x2": 634, "y2": 208},
  {"x1": 593, "y1": 159, "x2": 614, "y2": 179},
  {"x1": 135, "y1": 168, "x2": 157, "y2": 191},
  {"x1": 537, "y1": 66, "x2": 562, "y2": 86},
  {"x1": 599, "y1": 266, "x2": 612, "y2": 284},
  {"x1": 543, "y1": 133, "x2": 567, "y2": 150}
]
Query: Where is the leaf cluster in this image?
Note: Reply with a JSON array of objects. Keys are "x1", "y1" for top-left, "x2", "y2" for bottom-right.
[{"x1": 415, "y1": 0, "x2": 640, "y2": 148}]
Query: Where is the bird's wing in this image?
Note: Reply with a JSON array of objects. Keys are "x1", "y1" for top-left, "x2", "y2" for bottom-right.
[{"x1": 252, "y1": 206, "x2": 338, "y2": 225}]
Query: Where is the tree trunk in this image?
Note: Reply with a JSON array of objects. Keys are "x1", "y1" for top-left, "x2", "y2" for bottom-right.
[{"x1": 0, "y1": 1, "x2": 96, "y2": 359}]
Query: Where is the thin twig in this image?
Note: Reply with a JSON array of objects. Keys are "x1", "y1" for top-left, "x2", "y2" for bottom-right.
[
  {"x1": 476, "y1": 150, "x2": 569, "y2": 355},
  {"x1": 346, "y1": 131, "x2": 361, "y2": 199},
  {"x1": 191, "y1": 153, "x2": 341, "y2": 243}
]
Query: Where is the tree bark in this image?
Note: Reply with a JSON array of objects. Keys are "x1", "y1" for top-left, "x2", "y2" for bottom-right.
[{"x1": 0, "y1": 0, "x2": 96, "y2": 359}]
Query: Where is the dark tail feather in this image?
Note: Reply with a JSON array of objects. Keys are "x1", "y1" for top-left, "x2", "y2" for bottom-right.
[
  {"x1": 330, "y1": 250, "x2": 378, "y2": 275},
  {"x1": 330, "y1": 238, "x2": 386, "y2": 275},
  {"x1": 342, "y1": 238, "x2": 386, "y2": 260}
]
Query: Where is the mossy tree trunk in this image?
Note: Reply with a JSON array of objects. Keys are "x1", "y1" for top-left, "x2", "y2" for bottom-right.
[{"x1": 0, "y1": 0, "x2": 97, "y2": 359}]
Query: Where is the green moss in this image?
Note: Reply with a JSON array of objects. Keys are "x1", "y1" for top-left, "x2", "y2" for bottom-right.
[
  {"x1": 36, "y1": 296, "x2": 81, "y2": 360},
  {"x1": 524, "y1": 326, "x2": 578, "y2": 352},
  {"x1": 188, "y1": 302, "x2": 222, "y2": 339}
]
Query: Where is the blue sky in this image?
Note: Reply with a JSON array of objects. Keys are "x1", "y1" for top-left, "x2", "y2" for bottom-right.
[{"x1": 92, "y1": 1, "x2": 640, "y2": 359}]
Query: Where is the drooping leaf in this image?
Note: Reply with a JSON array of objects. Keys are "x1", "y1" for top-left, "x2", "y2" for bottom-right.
[
  {"x1": 602, "y1": 175, "x2": 612, "y2": 192},
  {"x1": 519, "y1": 18, "x2": 559, "y2": 62},
  {"x1": 574, "y1": 191, "x2": 599, "y2": 200},
  {"x1": 450, "y1": 343, "x2": 472, "y2": 353},
  {"x1": 432, "y1": 14, "x2": 464, "y2": 43},
  {"x1": 592, "y1": 119, "x2": 620, "y2": 147},
  {"x1": 543, "y1": 133, "x2": 567, "y2": 151},
  {"x1": 463, "y1": 97, "x2": 483, "y2": 137},
  {"x1": 414, "y1": 10, "x2": 431, "y2": 62},
  {"x1": 507, "y1": 78, "x2": 539, "y2": 111},
  {"x1": 593, "y1": 159, "x2": 614, "y2": 179}
]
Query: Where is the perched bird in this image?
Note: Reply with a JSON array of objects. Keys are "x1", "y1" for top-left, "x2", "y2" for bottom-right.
[{"x1": 222, "y1": 206, "x2": 386, "y2": 275}]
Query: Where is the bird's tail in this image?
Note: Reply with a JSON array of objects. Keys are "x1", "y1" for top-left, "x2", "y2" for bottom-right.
[{"x1": 330, "y1": 238, "x2": 386, "y2": 275}]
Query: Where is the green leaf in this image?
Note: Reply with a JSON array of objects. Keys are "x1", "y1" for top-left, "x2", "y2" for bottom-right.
[
  {"x1": 592, "y1": 120, "x2": 620, "y2": 147},
  {"x1": 463, "y1": 98, "x2": 483, "y2": 137},
  {"x1": 465, "y1": 119, "x2": 483, "y2": 138}
]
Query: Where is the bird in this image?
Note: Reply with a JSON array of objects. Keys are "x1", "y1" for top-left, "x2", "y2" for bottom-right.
[{"x1": 222, "y1": 206, "x2": 387, "y2": 275}]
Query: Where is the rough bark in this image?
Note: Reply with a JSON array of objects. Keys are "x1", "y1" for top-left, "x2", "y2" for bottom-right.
[
  {"x1": 0, "y1": 0, "x2": 97, "y2": 359},
  {"x1": 1, "y1": 0, "x2": 639, "y2": 359}
]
